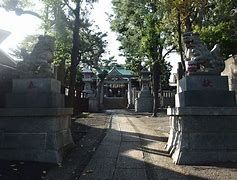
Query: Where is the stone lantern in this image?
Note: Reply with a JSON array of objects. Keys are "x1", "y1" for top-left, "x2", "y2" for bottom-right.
[
  {"x1": 140, "y1": 68, "x2": 151, "y2": 91},
  {"x1": 135, "y1": 68, "x2": 153, "y2": 112},
  {"x1": 82, "y1": 67, "x2": 94, "y2": 98},
  {"x1": 82, "y1": 67, "x2": 99, "y2": 112}
]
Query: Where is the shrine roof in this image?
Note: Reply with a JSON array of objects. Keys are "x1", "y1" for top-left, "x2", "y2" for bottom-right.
[{"x1": 107, "y1": 65, "x2": 133, "y2": 78}]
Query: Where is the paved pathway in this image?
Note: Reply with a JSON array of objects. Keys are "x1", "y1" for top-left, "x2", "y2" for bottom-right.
[{"x1": 79, "y1": 111, "x2": 237, "y2": 180}]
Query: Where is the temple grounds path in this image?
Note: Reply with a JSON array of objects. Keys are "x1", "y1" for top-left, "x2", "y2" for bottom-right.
[
  {"x1": 0, "y1": 110, "x2": 236, "y2": 179},
  {"x1": 79, "y1": 110, "x2": 237, "y2": 180}
]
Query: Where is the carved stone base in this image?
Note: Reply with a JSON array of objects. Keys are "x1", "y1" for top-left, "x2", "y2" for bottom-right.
[
  {"x1": 135, "y1": 97, "x2": 153, "y2": 112},
  {"x1": 135, "y1": 89, "x2": 153, "y2": 112},
  {"x1": 0, "y1": 108, "x2": 74, "y2": 163},
  {"x1": 89, "y1": 97, "x2": 99, "y2": 112},
  {"x1": 167, "y1": 107, "x2": 237, "y2": 165}
]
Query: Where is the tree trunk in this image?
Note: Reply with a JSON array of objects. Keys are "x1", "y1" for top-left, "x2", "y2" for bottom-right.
[
  {"x1": 96, "y1": 79, "x2": 104, "y2": 111},
  {"x1": 185, "y1": 15, "x2": 192, "y2": 32},
  {"x1": 177, "y1": 11, "x2": 185, "y2": 77},
  {"x1": 68, "y1": 1, "x2": 80, "y2": 108},
  {"x1": 152, "y1": 61, "x2": 161, "y2": 117}
]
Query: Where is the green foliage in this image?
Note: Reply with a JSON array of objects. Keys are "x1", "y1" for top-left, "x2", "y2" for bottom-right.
[
  {"x1": 1, "y1": 0, "x2": 107, "y2": 73},
  {"x1": 193, "y1": 0, "x2": 237, "y2": 58},
  {"x1": 195, "y1": 22, "x2": 237, "y2": 58},
  {"x1": 1, "y1": 0, "x2": 33, "y2": 10},
  {"x1": 97, "y1": 70, "x2": 108, "y2": 80},
  {"x1": 111, "y1": 0, "x2": 173, "y2": 87},
  {"x1": 9, "y1": 35, "x2": 38, "y2": 59},
  {"x1": 160, "y1": 61, "x2": 172, "y2": 89},
  {"x1": 80, "y1": 29, "x2": 107, "y2": 68},
  {"x1": 99, "y1": 56, "x2": 117, "y2": 67},
  {"x1": 163, "y1": 0, "x2": 237, "y2": 58}
]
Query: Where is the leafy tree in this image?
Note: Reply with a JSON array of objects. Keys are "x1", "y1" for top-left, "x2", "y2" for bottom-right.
[
  {"x1": 111, "y1": 0, "x2": 174, "y2": 116},
  {"x1": 80, "y1": 29, "x2": 107, "y2": 68},
  {"x1": 163, "y1": 0, "x2": 237, "y2": 70},
  {"x1": 9, "y1": 35, "x2": 39, "y2": 59},
  {"x1": 1, "y1": 0, "x2": 107, "y2": 108},
  {"x1": 162, "y1": 0, "x2": 209, "y2": 73},
  {"x1": 99, "y1": 56, "x2": 117, "y2": 67},
  {"x1": 194, "y1": 0, "x2": 237, "y2": 58}
]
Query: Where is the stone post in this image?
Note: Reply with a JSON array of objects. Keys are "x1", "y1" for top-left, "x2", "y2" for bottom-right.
[
  {"x1": 127, "y1": 78, "x2": 133, "y2": 109},
  {"x1": 100, "y1": 81, "x2": 104, "y2": 107}
]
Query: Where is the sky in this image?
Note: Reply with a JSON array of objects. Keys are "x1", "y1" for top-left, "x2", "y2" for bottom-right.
[
  {"x1": 0, "y1": 8, "x2": 42, "y2": 57},
  {"x1": 90, "y1": 1, "x2": 125, "y2": 64}
]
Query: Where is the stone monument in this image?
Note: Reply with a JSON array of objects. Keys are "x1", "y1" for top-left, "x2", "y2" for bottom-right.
[
  {"x1": 167, "y1": 32, "x2": 237, "y2": 165},
  {"x1": 82, "y1": 67, "x2": 98, "y2": 112},
  {"x1": 0, "y1": 35, "x2": 74, "y2": 163},
  {"x1": 135, "y1": 68, "x2": 153, "y2": 112}
]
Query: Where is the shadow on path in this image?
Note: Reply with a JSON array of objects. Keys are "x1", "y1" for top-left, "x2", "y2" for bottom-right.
[{"x1": 0, "y1": 111, "x2": 236, "y2": 180}]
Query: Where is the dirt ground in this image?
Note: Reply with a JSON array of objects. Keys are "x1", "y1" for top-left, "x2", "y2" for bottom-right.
[{"x1": 0, "y1": 113, "x2": 110, "y2": 180}]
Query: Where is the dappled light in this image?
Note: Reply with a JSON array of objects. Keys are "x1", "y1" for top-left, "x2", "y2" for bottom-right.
[{"x1": 0, "y1": 0, "x2": 236, "y2": 179}]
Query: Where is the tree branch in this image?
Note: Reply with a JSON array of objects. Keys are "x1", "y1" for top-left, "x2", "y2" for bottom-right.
[
  {"x1": 63, "y1": 0, "x2": 76, "y2": 15},
  {"x1": 162, "y1": 46, "x2": 176, "y2": 62},
  {"x1": 15, "y1": 8, "x2": 42, "y2": 19},
  {"x1": 190, "y1": 10, "x2": 198, "y2": 24}
]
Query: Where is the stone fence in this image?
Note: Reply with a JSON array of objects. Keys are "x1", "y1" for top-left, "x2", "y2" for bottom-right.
[
  {"x1": 132, "y1": 88, "x2": 175, "y2": 109},
  {"x1": 160, "y1": 90, "x2": 175, "y2": 108}
]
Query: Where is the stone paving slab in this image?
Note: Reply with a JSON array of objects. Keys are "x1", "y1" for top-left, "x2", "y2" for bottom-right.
[
  {"x1": 93, "y1": 144, "x2": 119, "y2": 159},
  {"x1": 117, "y1": 142, "x2": 144, "y2": 169},
  {"x1": 79, "y1": 157, "x2": 116, "y2": 180},
  {"x1": 121, "y1": 132, "x2": 140, "y2": 142},
  {"x1": 79, "y1": 113, "x2": 147, "y2": 179},
  {"x1": 117, "y1": 154, "x2": 144, "y2": 169},
  {"x1": 100, "y1": 132, "x2": 121, "y2": 147},
  {"x1": 113, "y1": 168, "x2": 147, "y2": 180}
]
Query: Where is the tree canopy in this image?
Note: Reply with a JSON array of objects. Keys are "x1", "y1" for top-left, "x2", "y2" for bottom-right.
[
  {"x1": 163, "y1": 0, "x2": 237, "y2": 58},
  {"x1": 1, "y1": 0, "x2": 109, "y2": 107},
  {"x1": 111, "y1": 0, "x2": 175, "y2": 116},
  {"x1": 111, "y1": 0, "x2": 236, "y2": 115}
]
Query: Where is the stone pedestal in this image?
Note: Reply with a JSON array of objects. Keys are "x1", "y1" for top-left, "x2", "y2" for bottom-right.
[
  {"x1": 175, "y1": 75, "x2": 235, "y2": 107},
  {"x1": 135, "y1": 88, "x2": 153, "y2": 113},
  {"x1": 89, "y1": 97, "x2": 99, "y2": 112},
  {"x1": 167, "y1": 75, "x2": 237, "y2": 165},
  {"x1": 0, "y1": 78, "x2": 74, "y2": 163},
  {"x1": 167, "y1": 107, "x2": 237, "y2": 165}
]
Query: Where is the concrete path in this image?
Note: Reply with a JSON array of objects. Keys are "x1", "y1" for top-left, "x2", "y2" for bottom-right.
[{"x1": 79, "y1": 111, "x2": 237, "y2": 180}]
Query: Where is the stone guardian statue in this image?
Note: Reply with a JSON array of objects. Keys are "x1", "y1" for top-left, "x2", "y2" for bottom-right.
[
  {"x1": 183, "y1": 32, "x2": 225, "y2": 75},
  {"x1": 17, "y1": 35, "x2": 55, "y2": 78}
]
